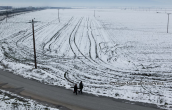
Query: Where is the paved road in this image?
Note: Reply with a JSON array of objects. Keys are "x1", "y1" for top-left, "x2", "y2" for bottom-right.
[{"x1": 0, "y1": 69, "x2": 161, "y2": 110}]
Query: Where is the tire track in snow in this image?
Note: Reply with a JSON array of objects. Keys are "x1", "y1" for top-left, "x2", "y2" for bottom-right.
[
  {"x1": 90, "y1": 18, "x2": 141, "y2": 73},
  {"x1": 1, "y1": 18, "x2": 63, "y2": 63},
  {"x1": 45, "y1": 17, "x2": 74, "y2": 52},
  {"x1": 69, "y1": 17, "x2": 84, "y2": 57},
  {"x1": 51, "y1": 17, "x2": 75, "y2": 56},
  {"x1": 64, "y1": 17, "x2": 122, "y2": 84}
]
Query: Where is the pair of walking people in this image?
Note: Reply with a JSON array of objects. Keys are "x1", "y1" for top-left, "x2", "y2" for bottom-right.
[{"x1": 73, "y1": 81, "x2": 83, "y2": 95}]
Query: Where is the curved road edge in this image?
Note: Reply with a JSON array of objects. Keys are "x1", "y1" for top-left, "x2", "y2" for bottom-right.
[{"x1": 0, "y1": 69, "x2": 162, "y2": 110}]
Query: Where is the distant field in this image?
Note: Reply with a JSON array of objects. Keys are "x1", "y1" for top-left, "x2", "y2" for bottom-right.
[{"x1": 0, "y1": 9, "x2": 172, "y2": 109}]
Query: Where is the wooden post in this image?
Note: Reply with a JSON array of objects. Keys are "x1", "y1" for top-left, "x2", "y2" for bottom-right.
[
  {"x1": 167, "y1": 13, "x2": 170, "y2": 33},
  {"x1": 6, "y1": 7, "x2": 8, "y2": 23},
  {"x1": 32, "y1": 19, "x2": 37, "y2": 69},
  {"x1": 58, "y1": 9, "x2": 60, "y2": 22},
  {"x1": 6, "y1": 13, "x2": 7, "y2": 23},
  {"x1": 94, "y1": 10, "x2": 95, "y2": 17}
]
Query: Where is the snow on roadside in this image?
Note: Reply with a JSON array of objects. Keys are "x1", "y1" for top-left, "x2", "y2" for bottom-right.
[{"x1": 0, "y1": 89, "x2": 59, "y2": 110}]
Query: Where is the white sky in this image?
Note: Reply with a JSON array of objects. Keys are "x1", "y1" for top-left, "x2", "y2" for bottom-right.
[{"x1": 0, "y1": 0, "x2": 172, "y2": 7}]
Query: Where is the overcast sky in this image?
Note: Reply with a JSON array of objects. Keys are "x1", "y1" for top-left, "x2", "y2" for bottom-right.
[{"x1": 0, "y1": 0, "x2": 172, "y2": 7}]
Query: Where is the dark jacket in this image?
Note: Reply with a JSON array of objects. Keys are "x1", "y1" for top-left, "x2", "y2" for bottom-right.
[
  {"x1": 79, "y1": 82, "x2": 83, "y2": 89},
  {"x1": 74, "y1": 84, "x2": 77, "y2": 92}
]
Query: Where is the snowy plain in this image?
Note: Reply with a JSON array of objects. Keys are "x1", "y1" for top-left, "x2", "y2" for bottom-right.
[{"x1": 0, "y1": 8, "x2": 172, "y2": 109}]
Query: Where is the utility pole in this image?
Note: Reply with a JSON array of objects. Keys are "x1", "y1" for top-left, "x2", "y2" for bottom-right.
[
  {"x1": 6, "y1": 12, "x2": 8, "y2": 23},
  {"x1": 94, "y1": 10, "x2": 95, "y2": 17},
  {"x1": 167, "y1": 13, "x2": 171, "y2": 33},
  {"x1": 58, "y1": 9, "x2": 60, "y2": 22},
  {"x1": 6, "y1": 7, "x2": 8, "y2": 23},
  {"x1": 32, "y1": 19, "x2": 37, "y2": 69}
]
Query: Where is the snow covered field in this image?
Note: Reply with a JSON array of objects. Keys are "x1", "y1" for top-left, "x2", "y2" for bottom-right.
[
  {"x1": 0, "y1": 89, "x2": 58, "y2": 110},
  {"x1": 0, "y1": 9, "x2": 172, "y2": 109}
]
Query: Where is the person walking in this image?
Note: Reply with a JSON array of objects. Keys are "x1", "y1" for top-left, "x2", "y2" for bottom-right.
[
  {"x1": 73, "y1": 84, "x2": 78, "y2": 95},
  {"x1": 79, "y1": 81, "x2": 83, "y2": 94}
]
